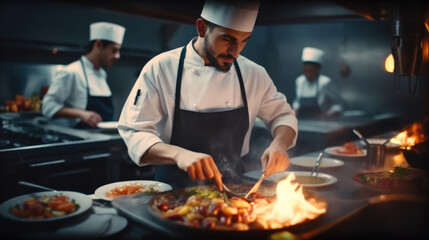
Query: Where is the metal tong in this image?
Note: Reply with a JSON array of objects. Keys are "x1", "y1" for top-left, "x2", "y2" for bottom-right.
[
  {"x1": 311, "y1": 152, "x2": 324, "y2": 177},
  {"x1": 222, "y1": 184, "x2": 251, "y2": 202},
  {"x1": 244, "y1": 171, "x2": 265, "y2": 199}
]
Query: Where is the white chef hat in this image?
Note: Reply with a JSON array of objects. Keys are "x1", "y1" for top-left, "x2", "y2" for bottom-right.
[
  {"x1": 200, "y1": 0, "x2": 260, "y2": 32},
  {"x1": 302, "y1": 47, "x2": 324, "y2": 64},
  {"x1": 90, "y1": 22, "x2": 126, "y2": 45}
]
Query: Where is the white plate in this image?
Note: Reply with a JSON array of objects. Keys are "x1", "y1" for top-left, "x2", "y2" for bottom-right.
[
  {"x1": 325, "y1": 146, "x2": 367, "y2": 157},
  {"x1": 266, "y1": 171, "x2": 337, "y2": 188},
  {"x1": 0, "y1": 191, "x2": 92, "y2": 222},
  {"x1": 25, "y1": 214, "x2": 128, "y2": 239},
  {"x1": 97, "y1": 121, "x2": 118, "y2": 129},
  {"x1": 94, "y1": 180, "x2": 172, "y2": 201},
  {"x1": 102, "y1": 215, "x2": 128, "y2": 237},
  {"x1": 290, "y1": 156, "x2": 344, "y2": 168}
]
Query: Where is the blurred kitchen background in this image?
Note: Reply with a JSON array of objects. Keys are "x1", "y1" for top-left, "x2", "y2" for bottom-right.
[
  {"x1": 0, "y1": 0, "x2": 428, "y2": 199},
  {"x1": 1, "y1": 0, "x2": 428, "y2": 156},
  {"x1": 1, "y1": 0, "x2": 427, "y2": 121}
]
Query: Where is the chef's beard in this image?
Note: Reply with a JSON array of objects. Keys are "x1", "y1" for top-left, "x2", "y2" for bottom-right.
[{"x1": 203, "y1": 39, "x2": 233, "y2": 72}]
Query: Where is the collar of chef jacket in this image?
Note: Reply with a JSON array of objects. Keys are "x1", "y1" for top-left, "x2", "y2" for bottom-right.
[
  {"x1": 80, "y1": 56, "x2": 112, "y2": 97},
  {"x1": 179, "y1": 39, "x2": 243, "y2": 112}
]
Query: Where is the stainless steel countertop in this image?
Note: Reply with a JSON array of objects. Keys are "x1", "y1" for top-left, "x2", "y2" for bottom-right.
[{"x1": 0, "y1": 116, "x2": 124, "y2": 160}]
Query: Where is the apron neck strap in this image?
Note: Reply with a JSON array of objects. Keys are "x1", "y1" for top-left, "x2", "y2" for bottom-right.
[
  {"x1": 80, "y1": 58, "x2": 90, "y2": 93},
  {"x1": 233, "y1": 60, "x2": 248, "y2": 108},
  {"x1": 174, "y1": 47, "x2": 187, "y2": 112}
]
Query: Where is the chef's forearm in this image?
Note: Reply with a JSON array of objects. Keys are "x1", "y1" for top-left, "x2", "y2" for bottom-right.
[
  {"x1": 270, "y1": 125, "x2": 296, "y2": 152},
  {"x1": 140, "y1": 142, "x2": 183, "y2": 165},
  {"x1": 55, "y1": 107, "x2": 87, "y2": 119}
]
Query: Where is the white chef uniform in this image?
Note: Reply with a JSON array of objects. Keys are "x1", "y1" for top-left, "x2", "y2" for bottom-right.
[
  {"x1": 293, "y1": 47, "x2": 343, "y2": 117},
  {"x1": 118, "y1": 39, "x2": 298, "y2": 166},
  {"x1": 42, "y1": 56, "x2": 111, "y2": 127},
  {"x1": 292, "y1": 74, "x2": 343, "y2": 114}
]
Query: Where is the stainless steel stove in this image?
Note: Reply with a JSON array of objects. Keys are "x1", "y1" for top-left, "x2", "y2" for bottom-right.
[{"x1": 0, "y1": 122, "x2": 84, "y2": 150}]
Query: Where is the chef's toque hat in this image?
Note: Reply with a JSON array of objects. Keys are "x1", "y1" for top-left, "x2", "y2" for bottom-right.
[
  {"x1": 90, "y1": 22, "x2": 126, "y2": 45},
  {"x1": 302, "y1": 47, "x2": 324, "y2": 64},
  {"x1": 201, "y1": 0, "x2": 260, "y2": 32}
]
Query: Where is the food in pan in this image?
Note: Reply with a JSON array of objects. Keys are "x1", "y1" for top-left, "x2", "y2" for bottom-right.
[
  {"x1": 151, "y1": 173, "x2": 327, "y2": 230},
  {"x1": 105, "y1": 182, "x2": 159, "y2": 198},
  {"x1": 155, "y1": 188, "x2": 260, "y2": 231},
  {"x1": 9, "y1": 194, "x2": 80, "y2": 219},
  {"x1": 332, "y1": 141, "x2": 364, "y2": 155}
]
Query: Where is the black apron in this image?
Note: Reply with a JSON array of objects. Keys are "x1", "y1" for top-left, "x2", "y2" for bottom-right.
[
  {"x1": 155, "y1": 47, "x2": 249, "y2": 189},
  {"x1": 297, "y1": 77, "x2": 322, "y2": 119},
  {"x1": 75, "y1": 59, "x2": 114, "y2": 129}
]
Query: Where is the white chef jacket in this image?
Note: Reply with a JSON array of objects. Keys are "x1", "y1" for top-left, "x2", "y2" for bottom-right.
[
  {"x1": 292, "y1": 74, "x2": 343, "y2": 113},
  {"x1": 118, "y1": 39, "x2": 298, "y2": 165},
  {"x1": 42, "y1": 56, "x2": 111, "y2": 127}
]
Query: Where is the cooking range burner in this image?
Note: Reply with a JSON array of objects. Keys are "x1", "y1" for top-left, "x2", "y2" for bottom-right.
[{"x1": 0, "y1": 123, "x2": 83, "y2": 150}]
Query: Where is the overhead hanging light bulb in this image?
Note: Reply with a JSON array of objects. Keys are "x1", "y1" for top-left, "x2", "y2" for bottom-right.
[{"x1": 385, "y1": 53, "x2": 395, "y2": 73}]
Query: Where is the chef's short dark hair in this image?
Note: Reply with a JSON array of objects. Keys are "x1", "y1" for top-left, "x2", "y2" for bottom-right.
[
  {"x1": 202, "y1": 19, "x2": 218, "y2": 32},
  {"x1": 86, "y1": 40, "x2": 114, "y2": 53},
  {"x1": 302, "y1": 61, "x2": 321, "y2": 66}
]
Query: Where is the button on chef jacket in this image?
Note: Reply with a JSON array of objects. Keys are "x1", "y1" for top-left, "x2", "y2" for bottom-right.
[
  {"x1": 118, "y1": 39, "x2": 298, "y2": 166},
  {"x1": 42, "y1": 56, "x2": 112, "y2": 128}
]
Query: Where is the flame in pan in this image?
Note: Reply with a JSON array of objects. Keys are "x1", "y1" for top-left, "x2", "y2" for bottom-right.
[
  {"x1": 251, "y1": 173, "x2": 326, "y2": 229},
  {"x1": 390, "y1": 122, "x2": 427, "y2": 148}
]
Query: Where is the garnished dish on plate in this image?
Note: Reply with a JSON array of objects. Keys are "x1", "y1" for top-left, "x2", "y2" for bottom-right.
[
  {"x1": 0, "y1": 191, "x2": 92, "y2": 222},
  {"x1": 266, "y1": 171, "x2": 337, "y2": 187},
  {"x1": 290, "y1": 156, "x2": 344, "y2": 168},
  {"x1": 325, "y1": 141, "x2": 366, "y2": 157},
  {"x1": 353, "y1": 167, "x2": 429, "y2": 193},
  {"x1": 94, "y1": 180, "x2": 172, "y2": 201}
]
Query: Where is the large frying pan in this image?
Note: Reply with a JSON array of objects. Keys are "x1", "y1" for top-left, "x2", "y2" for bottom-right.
[{"x1": 147, "y1": 183, "x2": 327, "y2": 239}]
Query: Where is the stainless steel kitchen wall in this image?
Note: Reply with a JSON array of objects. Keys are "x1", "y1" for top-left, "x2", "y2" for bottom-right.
[{"x1": 1, "y1": 0, "x2": 427, "y2": 124}]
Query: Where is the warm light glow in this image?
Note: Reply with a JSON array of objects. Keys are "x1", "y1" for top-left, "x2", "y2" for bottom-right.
[
  {"x1": 385, "y1": 53, "x2": 394, "y2": 73},
  {"x1": 251, "y1": 173, "x2": 326, "y2": 229},
  {"x1": 390, "y1": 122, "x2": 427, "y2": 147}
]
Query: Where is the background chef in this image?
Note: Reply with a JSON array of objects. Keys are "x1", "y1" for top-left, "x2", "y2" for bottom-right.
[
  {"x1": 42, "y1": 22, "x2": 125, "y2": 128},
  {"x1": 118, "y1": 0, "x2": 298, "y2": 190},
  {"x1": 292, "y1": 47, "x2": 343, "y2": 119}
]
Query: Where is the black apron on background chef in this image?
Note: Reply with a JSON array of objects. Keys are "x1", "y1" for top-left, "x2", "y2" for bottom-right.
[
  {"x1": 297, "y1": 77, "x2": 322, "y2": 119},
  {"x1": 74, "y1": 59, "x2": 114, "y2": 129},
  {"x1": 155, "y1": 46, "x2": 249, "y2": 188}
]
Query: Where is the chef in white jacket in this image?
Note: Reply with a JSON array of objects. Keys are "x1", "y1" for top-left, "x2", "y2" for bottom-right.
[
  {"x1": 118, "y1": 0, "x2": 297, "y2": 190},
  {"x1": 293, "y1": 47, "x2": 343, "y2": 119},
  {"x1": 42, "y1": 22, "x2": 125, "y2": 128}
]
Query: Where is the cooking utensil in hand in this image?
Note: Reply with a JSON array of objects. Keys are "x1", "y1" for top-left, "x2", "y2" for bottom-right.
[
  {"x1": 244, "y1": 171, "x2": 265, "y2": 199},
  {"x1": 352, "y1": 129, "x2": 370, "y2": 146},
  {"x1": 222, "y1": 184, "x2": 251, "y2": 202},
  {"x1": 311, "y1": 152, "x2": 324, "y2": 177},
  {"x1": 18, "y1": 181, "x2": 57, "y2": 192}
]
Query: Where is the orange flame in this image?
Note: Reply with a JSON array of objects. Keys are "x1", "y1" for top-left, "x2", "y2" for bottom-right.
[
  {"x1": 251, "y1": 173, "x2": 326, "y2": 229},
  {"x1": 390, "y1": 122, "x2": 427, "y2": 148}
]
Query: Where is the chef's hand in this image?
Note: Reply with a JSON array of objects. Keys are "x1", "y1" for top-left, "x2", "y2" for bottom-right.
[
  {"x1": 260, "y1": 146, "x2": 290, "y2": 177},
  {"x1": 81, "y1": 111, "x2": 102, "y2": 128},
  {"x1": 260, "y1": 125, "x2": 295, "y2": 177},
  {"x1": 176, "y1": 151, "x2": 223, "y2": 191}
]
